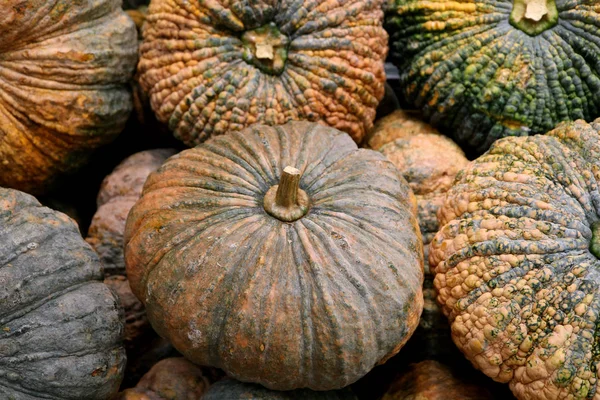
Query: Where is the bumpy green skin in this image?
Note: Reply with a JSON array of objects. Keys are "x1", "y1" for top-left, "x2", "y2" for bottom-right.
[
  {"x1": 0, "y1": 0, "x2": 138, "y2": 194},
  {"x1": 387, "y1": 0, "x2": 600, "y2": 154},
  {"x1": 138, "y1": 0, "x2": 388, "y2": 146},
  {"x1": 0, "y1": 188, "x2": 125, "y2": 399},
  {"x1": 431, "y1": 119, "x2": 600, "y2": 400},
  {"x1": 202, "y1": 379, "x2": 358, "y2": 400}
]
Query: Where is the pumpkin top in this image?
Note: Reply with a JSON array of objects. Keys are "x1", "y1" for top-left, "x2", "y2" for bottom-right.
[
  {"x1": 431, "y1": 118, "x2": 600, "y2": 399},
  {"x1": 124, "y1": 121, "x2": 423, "y2": 390},
  {"x1": 138, "y1": 0, "x2": 388, "y2": 146},
  {"x1": 387, "y1": 0, "x2": 600, "y2": 153}
]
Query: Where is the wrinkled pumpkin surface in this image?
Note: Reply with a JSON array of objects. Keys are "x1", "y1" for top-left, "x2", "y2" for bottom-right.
[
  {"x1": 0, "y1": 188, "x2": 125, "y2": 399},
  {"x1": 138, "y1": 0, "x2": 388, "y2": 146},
  {"x1": 431, "y1": 119, "x2": 600, "y2": 399},
  {"x1": 387, "y1": 0, "x2": 600, "y2": 153},
  {"x1": 124, "y1": 121, "x2": 423, "y2": 390},
  {"x1": 0, "y1": 0, "x2": 138, "y2": 194},
  {"x1": 202, "y1": 379, "x2": 358, "y2": 400}
]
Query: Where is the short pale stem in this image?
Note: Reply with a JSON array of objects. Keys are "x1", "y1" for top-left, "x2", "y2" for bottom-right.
[
  {"x1": 275, "y1": 166, "x2": 301, "y2": 208},
  {"x1": 510, "y1": 0, "x2": 558, "y2": 36}
]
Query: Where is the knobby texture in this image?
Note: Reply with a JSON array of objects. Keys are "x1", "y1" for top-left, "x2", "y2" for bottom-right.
[
  {"x1": 138, "y1": 0, "x2": 388, "y2": 146},
  {"x1": 387, "y1": 0, "x2": 600, "y2": 154},
  {"x1": 0, "y1": 0, "x2": 138, "y2": 194},
  {"x1": 125, "y1": 121, "x2": 423, "y2": 390},
  {"x1": 431, "y1": 119, "x2": 600, "y2": 399},
  {"x1": 0, "y1": 188, "x2": 125, "y2": 399}
]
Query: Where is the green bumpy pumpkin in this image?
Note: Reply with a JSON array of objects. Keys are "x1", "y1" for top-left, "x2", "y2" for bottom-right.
[
  {"x1": 0, "y1": 0, "x2": 138, "y2": 194},
  {"x1": 386, "y1": 0, "x2": 600, "y2": 153},
  {"x1": 430, "y1": 118, "x2": 600, "y2": 399},
  {"x1": 0, "y1": 188, "x2": 125, "y2": 399},
  {"x1": 124, "y1": 121, "x2": 423, "y2": 391},
  {"x1": 137, "y1": 0, "x2": 388, "y2": 146}
]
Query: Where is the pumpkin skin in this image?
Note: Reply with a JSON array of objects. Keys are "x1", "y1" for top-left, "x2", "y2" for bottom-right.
[
  {"x1": 116, "y1": 358, "x2": 219, "y2": 400},
  {"x1": 365, "y1": 110, "x2": 441, "y2": 151},
  {"x1": 138, "y1": 0, "x2": 388, "y2": 147},
  {"x1": 202, "y1": 379, "x2": 358, "y2": 400},
  {"x1": 87, "y1": 149, "x2": 176, "y2": 277},
  {"x1": 0, "y1": 188, "x2": 125, "y2": 399},
  {"x1": 431, "y1": 119, "x2": 600, "y2": 399},
  {"x1": 124, "y1": 121, "x2": 424, "y2": 390},
  {"x1": 382, "y1": 360, "x2": 493, "y2": 400},
  {"x1": 387, "y1": 0, "x2": 600, "y2": 153},
  {"x1": 0, "y1": 0, "x2": 138, "y2": 194}
]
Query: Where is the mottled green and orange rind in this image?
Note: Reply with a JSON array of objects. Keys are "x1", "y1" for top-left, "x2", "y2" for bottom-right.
[
  {"x1": 138, "y1": 0, "x2": 388, "y2": 146},
  {"x1": 431, "y1": 118, "x2": 600, "y2": 399},
  {"x1": 124, "y1": 122, "x2": 424, "y2": 390},
  {"x1": 387, "y1": 0, "x2": 600, "y2": 153},
  {"x1": 0, "y1": 0, "x2": 138, "y2": 194}
]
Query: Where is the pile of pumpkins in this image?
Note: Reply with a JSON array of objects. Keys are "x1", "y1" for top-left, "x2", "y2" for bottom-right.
[{"x1": 1, "y1": 0, "x2": 599, "y2": 399}]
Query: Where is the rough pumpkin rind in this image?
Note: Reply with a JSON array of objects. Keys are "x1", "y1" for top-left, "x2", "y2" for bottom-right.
[
  {"x1": 387, "y1": 0, "x2": 600, "y2": 153},
  {"x1": 431, "y1": 119, "x2": 600, "y2": 399},
  {"x1": 365, "y1": 110, "x2": 441, "y2": 151},
  {"x1": 202, "y1": 378, "x2": 358, "y2": 400},
  {"x1": 0, "y1": 0, "x2": 138, "y2": 194},
  {"x1": 138, "y1": 0, "x2": 388, "y2": 146},
  {"x1": 124, "y1": 121, "x2": 424, "y2": 390},
  {"x1": 0, "y1": 188, "x2": 125, "y2": 399}
]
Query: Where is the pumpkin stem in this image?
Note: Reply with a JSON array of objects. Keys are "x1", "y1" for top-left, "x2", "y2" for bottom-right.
[
  {"x1": 263, "y1": 166, "x2": 310, "y2": 222},
  {"x1": 510, "y1": 0, "x2": 558, "y2": 36},
  {"x1": 591, "y1": 221, "x2": 600, "y2": 259},
  {"x1": 241, "y1": 23, "x2": 289, "y2": 75}
]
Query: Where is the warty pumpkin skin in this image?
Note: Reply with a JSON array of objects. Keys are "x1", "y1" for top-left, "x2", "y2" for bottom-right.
[
  {"x1": 0, "y1": 188, "x2": 125, "y2": 399},
  {"x1": 0, "y1": 0, "x2": 138, "y2": 194},
  {"x1": 138, "y1": 0, "x2": 388, "y2": 147},
  {"x1": 387, "y1": 0, "x2": 600, "y2": 153},
  {"x1": 431, "y1": 118, "x2": 600, "y2": 399},
  {"x1": 382, "y1": 360, "x2": 493, "y2": 400},
  {"x1": 202, "y1": 379, "x2": 358, "y2": 400},
  {"x1": 86, "y1": 149, "x2": 176, "y2": 277},
  {"x1": 365, "y1": 110, "x2": 441, "y2": 151},
  {"x1": 124, "y1": 121, "x2": 424, "y2": 391}
]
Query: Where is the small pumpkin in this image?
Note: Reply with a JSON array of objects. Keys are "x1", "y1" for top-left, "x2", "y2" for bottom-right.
[
  {"x1": 202, "y1": 379, "x2": 358, "y2": 400},
  {"x1": 124, "y1": 121, "x2": 423, "y2": 390},
  {"x1": 387, "y1": 0, "x2": 600, "y2": 153},
  {"x1": 0, "y1": 0, "x2": 138, "y2": 194},
  {"x1": 365, "y1": 110, "x2": 441, "y2": 151},
  {"x1": 138, "y1": 0, "x2": 388, "y2": 146},
  {"x1": 116, "y1": 357, "x2": 220, "y2": 400},
  {"x1": 87, "y1": 149, "x2": 176, "y2": 276},
  {"x1": 382, "y1": 360, "x2": 493, "y2": 400},
  {"x1": 0, "y1": 188, "x2": 125, "y2": 399},
  {"x1": 431, "y1": 119, "x2": 600, "y2": 399}
]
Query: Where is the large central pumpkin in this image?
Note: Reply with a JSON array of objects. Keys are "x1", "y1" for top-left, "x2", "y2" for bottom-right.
[
  {"x1": 124, "y1": 122, "x2": 423, "y2": 390},
  {"x1": 137, "y1": 0, "x2": 388, "y2": 146},
  {"x1": 386, "y1": 0, "x2": 600, "y2": 153},
  {"x1": 431, "y1": 119, "x2": 600, "y2": 399}
]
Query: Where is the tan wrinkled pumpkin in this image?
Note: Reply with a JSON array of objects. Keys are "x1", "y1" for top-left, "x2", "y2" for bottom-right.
[
  {"x1": 431, "y1": 119, "x2": 600, "y2": 399},
  {"x1": 0, "y1": 0, "x2": 138, "y2": 194},
  {"x1": 124, "y1": 121, "x2": 423, "y2": 390},
  {"x1": 137, "y1": 0, "x2": 388, "y2": 146},
  {"x1": 365, "y1": 110, "x2": 440, "y2": 150}
]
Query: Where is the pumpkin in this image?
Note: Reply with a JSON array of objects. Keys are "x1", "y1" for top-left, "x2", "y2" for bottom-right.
[
  {"x1": 137, "y1": 0, "x2": 388, "y2": 147},
  {"x1": 202, "y1": 379, "x2": 358, "y2": 400},
  {"x1": 382, "y1": 360, "x2": 493, "y2": 400},
  {"x1": 0, "y1": 0, "x2": 138, "y2": 194},
  {"x1": 87, "y1": 149, "x2": 176, "y2": 277},
  {"x1": 430, "y1": 118, "x2": 600, "y2": 399},
  {"x1": 124, "y1": 121, "x2": 424, "y2": 390},
  {"x1": 120, "y1": 337, "x2": 180, "y2": 391},
  {"x1": 386, "y1": 0, "x2": 600, "y2": 153},
  {"x1": 365, "y1": 110, "x2": 441, "y2": 151},
  {"x1": 0, "y1": 187, "x2": 125, "y2": 399},
  {"x1": 116, "y1": 357, "x2": 220, "y2": 400}
]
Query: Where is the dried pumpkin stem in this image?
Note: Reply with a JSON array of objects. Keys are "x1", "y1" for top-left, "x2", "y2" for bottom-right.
[
  {"x1": 241, "y1": 23, "x2": 290, "y2": 75},
  {"x1": 264, "y1": 166, "x2": 310, "y2": 222},
  {"x1": 510, "y1": 0, "x2": 558, "y2": 36},
  {"x1": 591, "y1": 221, "x2": 600, "y2": 259}
]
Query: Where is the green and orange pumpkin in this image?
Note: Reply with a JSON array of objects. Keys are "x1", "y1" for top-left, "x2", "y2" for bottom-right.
[
  {"x1": 124, "y1": 121, "x2": 423, "y2": 390},
  {"x1": 137, "y1": 0, "x2": 389, "y2": 146},
  {"x1": 387, "y1": 0, "x2": 600, "y2": 153}
]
